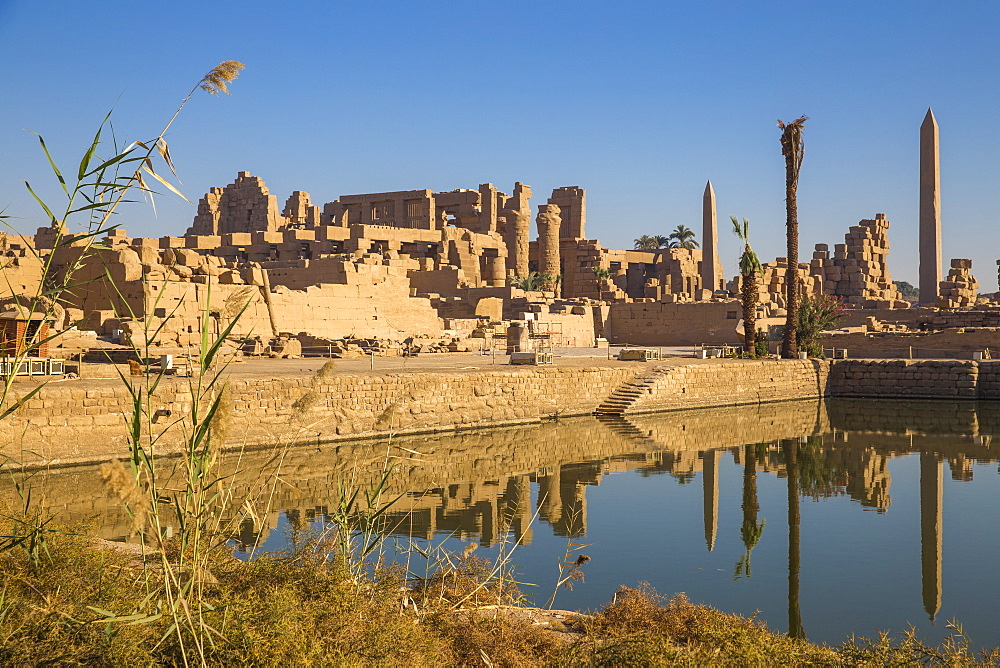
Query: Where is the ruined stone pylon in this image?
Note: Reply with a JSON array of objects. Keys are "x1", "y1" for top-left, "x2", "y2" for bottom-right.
[
  {"x1": 702, "y1": 180, "x2": 719, "y2": 294},
  {"x1": 919, "y1": 108, "x2": 942, "y2": 306}
]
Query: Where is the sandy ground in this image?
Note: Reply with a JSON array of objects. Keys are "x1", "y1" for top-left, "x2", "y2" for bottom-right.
[{"x1": 12, "y1": 345, "x2": 747, "y2": 390}]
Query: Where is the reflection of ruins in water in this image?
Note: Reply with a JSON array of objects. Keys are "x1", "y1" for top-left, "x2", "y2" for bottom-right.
[{"x1": 5, "y1": 398, "x2": 1000, "y2": 622}]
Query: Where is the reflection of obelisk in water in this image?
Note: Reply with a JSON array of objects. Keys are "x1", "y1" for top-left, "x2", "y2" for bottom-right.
[
  {"x1": 920, "y1": 452, "x2": 943, "y2": 621},
  {"x1": 703, "y1": 449, "x2": 719, "y2": 551},
  {"x1": 919, "y1": 108, "x2": 942, "y2": 305}
]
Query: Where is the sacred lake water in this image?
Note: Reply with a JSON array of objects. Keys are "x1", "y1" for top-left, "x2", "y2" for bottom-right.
[{"x1": 17, "y1": 397, "x2": 1000, "y2": 649}]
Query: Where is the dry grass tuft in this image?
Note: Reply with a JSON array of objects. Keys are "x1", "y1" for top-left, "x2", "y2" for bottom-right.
[
  {"x1": 291, "y1": 389, "x2": 320, "y2": 417},
  {"x1": 317, "y1": 359, "x2": 337, "y2": 379},
  {"x1": 429, "y1": 610, "x2": 567, "y2": 666},
  {"x1": 575, "y1": 586, "x2": 839, "y2": 665},
  {"x1": 375, "y1": 402, "x2": 401, "y2": 428},
  {"x1": 0, "y1": 532, "x2": 996, "y2": 665},
  {"x1": 417, "y1": 555, "x2": 520, "y2": 609}
]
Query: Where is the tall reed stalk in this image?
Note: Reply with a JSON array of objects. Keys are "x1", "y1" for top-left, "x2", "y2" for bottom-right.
[{"x1": 5, "y1": 61, "x2": 246, "y2": 666}]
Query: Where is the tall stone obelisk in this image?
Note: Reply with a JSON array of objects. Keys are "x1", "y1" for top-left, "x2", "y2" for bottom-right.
[
  {"x1": 702, "y1": 180, "x2": 719, "y2": 294},
  {"x1": 919, "y1": 108, "x2": 942, "y2": 306}
]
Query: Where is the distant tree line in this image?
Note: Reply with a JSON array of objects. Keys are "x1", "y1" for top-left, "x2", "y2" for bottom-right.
[
  {"x1": 633, "y1": 225, "x2": 700, "y2": 251},
  {"x1": 893, "y1": 280, "x2": 919, "y2": 298}
]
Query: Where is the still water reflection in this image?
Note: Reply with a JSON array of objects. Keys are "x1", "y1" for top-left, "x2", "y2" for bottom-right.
[{"x1": 18, "y1": 398, "x2": 1000, "y2": 648}]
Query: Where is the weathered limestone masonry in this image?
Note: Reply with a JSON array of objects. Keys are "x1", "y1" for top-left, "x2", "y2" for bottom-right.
[
  {"x1": 935, "y1": 259, "x2": 978, "y2": 309},
  {"x1": 600, "y1": 360, "x2": 829, "y2": 415},
  {"x1": 828, "y1": 359, "x2": 1000, "y2": 399},
  {"x1": 0, "y1": 367, "x2": 634, "y2": 466},
  {"x1": 1, "y1": 361, "x2": 838, "y2": 466},
  {"x1": 809, "y1": 214, "x2": 905, "y2": 307},
  {"x1": 7, "y1": 358, "x2": 1000, "y2": 472},
  {"x1": 606, "y1": 300, "x2": 745, "y2": 345}
]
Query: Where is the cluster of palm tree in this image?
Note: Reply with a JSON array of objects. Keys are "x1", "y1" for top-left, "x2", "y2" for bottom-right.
[
  {"x1": 626, "y1": 117, "x2": 809, "y2": 359},
  {"x1": 509, "y1": 272, "x2": 560, "y2": 291},
  {"x1": 730, "y1": 115, "x2": 808, "y2": 358},
  {"x1": 632, "y1": 225, "x2": 700, "y2": 251}
]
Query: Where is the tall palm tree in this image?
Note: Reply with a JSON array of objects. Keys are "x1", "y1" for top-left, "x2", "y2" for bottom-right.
[
  {"x1": 633, "y1": 234, "x2": 659, "y2": 251},
  {"x1": 731, "y1": 216, "x2": 763, "y2": 355},
  {"x1": 778, "y1": 115, "x2": 808, "y2": 358},
  {"x1": 654, "y1": 235, "x2": 671, "y2": 248},
  {"x1": 668, "y1": 225, "x2": 699, "y2": 250}
]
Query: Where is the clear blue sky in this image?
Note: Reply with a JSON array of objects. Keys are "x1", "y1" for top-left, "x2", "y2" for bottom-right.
[{"x1": 2, "y1": 0, "x2": 999, "y2": 286}]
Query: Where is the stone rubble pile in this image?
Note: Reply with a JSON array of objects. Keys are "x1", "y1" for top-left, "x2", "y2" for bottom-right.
[
  {"x1": 247, "y1": 334, "x2": 475, "y2": 358},
  {"x1": 809, "y1": 214, "x2": 906, "y2": 308},
  {"x1": 936, "y1": 259, "x2": 979, "y2": 309}
]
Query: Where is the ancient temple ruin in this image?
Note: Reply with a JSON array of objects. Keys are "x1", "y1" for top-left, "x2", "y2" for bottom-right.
[{"x1": 3, "y1": 163, "x2": 979, "y2": 354}]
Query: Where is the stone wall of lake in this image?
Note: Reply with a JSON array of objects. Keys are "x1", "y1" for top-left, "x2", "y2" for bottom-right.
[
  {"x1": 828, "y1": 359, "x2": 1000, "y2": 400},
  {"x1": 8, "y1": 357, "x2": 1000, "y2": 469},
  {"x1": 3, "y1": 400, "x2": 828, "y2": 543},
  {"x1": 0, "y1": 361, "x2": 829, "y2": 467}
]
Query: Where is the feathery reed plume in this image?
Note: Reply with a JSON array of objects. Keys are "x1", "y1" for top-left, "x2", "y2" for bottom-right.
[
  {"x1": 292, "y1": 389, "x2": 320, "y2": 417},
  {"x1": 100, "y1": 460, "x2": 150, "y2": 536},
  {"x1": 209, "y1": 384, "x2": 233, "y2": 444},
  {"x1": 199, "y1": 61, "x2": 246, "y2": 96}
]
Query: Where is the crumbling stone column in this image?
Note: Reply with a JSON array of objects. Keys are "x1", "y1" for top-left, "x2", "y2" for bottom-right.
[
  {"x1": 483, "y1": 254, "x2": 506, "y2": 287},
  {"x1": 807, "y1": 214, "x2": 904, "y2": 307},
  {"x1": 503, "y1": 182, "x2": 532, "y2": 278},
  {"x1": 536, "y1": 203, "x2": 562, "y2": 286},
  {"x1": 504, "y1": 209, "x2": 530, "y2": 279},
  {"x1": 282, "y1": 191, "x2": 320, "y2": 227}
]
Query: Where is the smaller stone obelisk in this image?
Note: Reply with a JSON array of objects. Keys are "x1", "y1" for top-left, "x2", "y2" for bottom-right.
[
  {"x1": 702, "y1": 181, "x2": 719, "y2": 294},
  {"x1": 919, "y1": 108, "x2": 942, "y2": 305}
]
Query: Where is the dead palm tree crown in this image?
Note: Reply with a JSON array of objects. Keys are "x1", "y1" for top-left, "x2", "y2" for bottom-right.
[{"x1": 778, "y1": 115, "x2": 808, "y2": 358}]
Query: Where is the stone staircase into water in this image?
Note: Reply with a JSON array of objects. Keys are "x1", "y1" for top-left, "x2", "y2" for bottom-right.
[
  {"x1": 594, "y1": 414, "x2": 659, "y2": 446},
  {"x1": 594, "y1": 366, "x2": 671, "y2": 415}
]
